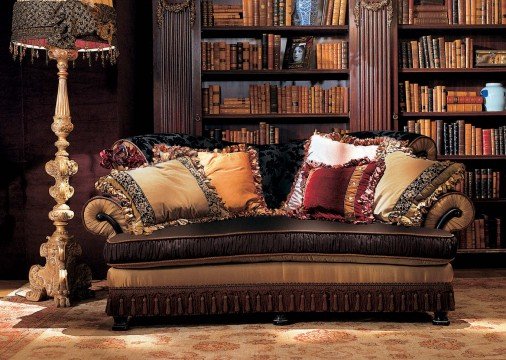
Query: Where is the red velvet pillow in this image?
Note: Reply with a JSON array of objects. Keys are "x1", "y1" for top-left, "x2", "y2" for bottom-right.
[{"x1": 303, "y1": 160, "x2": 382, "y2": 223}]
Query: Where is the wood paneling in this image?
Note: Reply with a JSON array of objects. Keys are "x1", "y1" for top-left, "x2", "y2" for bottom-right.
[
  {"x1": 349, "y1": 0, "x2": 394, "y2": 131},
  {"x1": 153, "y1": 0, "x2": 202, "y2": 135}
]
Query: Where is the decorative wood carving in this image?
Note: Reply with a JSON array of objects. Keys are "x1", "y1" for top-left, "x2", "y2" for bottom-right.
[
  {"x1": 349, "y1": 0, "x2": 393, "y2": 131},
  {"x1": 157, "y1": 0, "x2": 196, "y2": 27},
  {"x1": 153, "y1": 0, "x2": 201, "y2": 135},
  {"x1": 353, "y1": 0, "x2": 393, "y2": 28},
  {"x1": 26, "y1": 48, "x2": 92, "y2": 307}
]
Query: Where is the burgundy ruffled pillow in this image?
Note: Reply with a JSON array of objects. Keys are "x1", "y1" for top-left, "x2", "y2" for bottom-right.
[{"x1": 302, "y1": 160, "x2": 383, "y2": 223}]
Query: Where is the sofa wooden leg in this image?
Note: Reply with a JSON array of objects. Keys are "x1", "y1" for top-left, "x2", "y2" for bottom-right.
[
  {"x1": 273, "y1": 313, "x2": 289, "y2": 326},
  {"x1": 432, "y1": 311, "x2": 450, "y2": 326},
  {"x1": 112, "y1": 316, "x2": 130, "y2": 331}
]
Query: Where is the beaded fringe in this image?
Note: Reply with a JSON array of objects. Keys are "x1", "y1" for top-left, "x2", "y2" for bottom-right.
[{"x1": 106, "y1": 283, "x2": 455, "y2": 317}]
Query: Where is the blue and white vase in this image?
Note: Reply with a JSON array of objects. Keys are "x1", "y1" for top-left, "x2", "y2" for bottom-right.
[{"x1": 480, "y1": 83, "x2": 506, "y2": 112}]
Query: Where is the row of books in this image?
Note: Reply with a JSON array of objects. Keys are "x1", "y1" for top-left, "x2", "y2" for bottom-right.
[
  {"x1": 202, "y1": 84, "x2": 349, "y2": 114},
  {"x1": 398, "y1": 0, "x2": 506, "y2": 25},
  {"x1": 201, "y1": 36, "x2": 282, "y2": 70},
  {"x1": 399, "y1": 37, "x2": 474, "y2": 69},
  {"x1": 201, "y1": 0, "x2": 348, "y2": 27},
  {"x1": 399, "y1": 83, "x2": 483, "y2": 112},
  {"x1": 455, "y1": 169, "x2": 501, "y2": 198},
  {"x1": 316, "y1": 41, "x2": 348, "y2": 69},
  {"x1": 207, "y1": 123, "x2": 280, "y2": 144},
  {"x1": 458, "y1": 215, "x2": 502, "y2": 249},
  {"x1": 404, "y1": 119, "x2": 506, "y2": 156},
  {"x1": 398, "y1": 3, "x2": 449, "y2": 25}
]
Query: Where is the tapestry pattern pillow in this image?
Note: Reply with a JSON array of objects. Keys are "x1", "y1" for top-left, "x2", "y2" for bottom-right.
[
  {"x1": 153, "y1": 144, "x2": 270, "y2": 215},
  {"x1": 373, "y1": 151, "x2": 465, "y2": 226},
  {"x1": 284, "y1": 132, "x2": 407, "y2": 213},
  {"x1": 302, "y1": 158, "x2": 384, "y2": 223},
  {"x1": 95, "y1": 156, "x2": 229, "y2": 235}
]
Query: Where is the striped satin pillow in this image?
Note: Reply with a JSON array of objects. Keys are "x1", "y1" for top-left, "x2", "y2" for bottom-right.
[{"x1": 302, "y1": 159, "x2": 384, "y2": 223}]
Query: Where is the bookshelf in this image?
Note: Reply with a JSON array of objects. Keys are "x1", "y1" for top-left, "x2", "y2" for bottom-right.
[
  {"x1": 395, "y1": 0, "x2": 506, "y2": 255},
  {"x1": 198, "y1": 0, "x2": 350, "y2": 144}
]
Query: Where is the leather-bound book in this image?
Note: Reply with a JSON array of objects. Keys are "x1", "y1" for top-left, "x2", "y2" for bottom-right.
[
  {"x1": 286, "y1": 85, "x2": 293, "y2": 113},
  {"x1": 270, "y1": 85, "x2": 278, "y2": 113},
  {"x1": 457, "y1": 119, "x2": 466, "y2": 155},
  {"x1": 202, "y1": 88, "x2": 210, "y2": 114},
  {"x1": 342, "y1": 41, "x2": 348, "y2": 69},
  {"x1": 230, "y1": 44, "x2": 237, "y2": 70},
  {"x1": 238, "y1": 42, "x2": 245, "y2": 70},
  {"x1": 332, "y1": 0, "x2": 341, "y2": 25},
  {"x1": 325, "y1": 0, "x2": 334, "y2": 25},
  {"x1": 274, "y1": 35, "x2": 281, "y2": 69},
  {"x1": 273, "y1": 0, "x2": 279, "y2": 25},
  {"x1": 253, "y1": 0, "x2": 260, "y2": 25},
  {"x1": 267, "y1": 34, "x2": 274, "y2": 70},
  {"x1": 286, "y1": 0, "x2": 292, "y2": 26},
  {"x1": 259, "y1": 0, "x2": 267, "y2": 25},
  {"x1": 483, "y1": 128, "x2": 492, "y2": 155},
  {"x1": 266, "y1": 0, "x2": 273, "y2": 26},
  {"x1": 201, "y1": 42, "x2": 208, "y2": 70},
  {"x1": 261, "y1": 34, "x2": 268, "y2": 69},
  {"x1": 279, "y1": 0, "x2": 286, "y2": 25},
  {"x1": 339, "y1": 0, "x2": 347, "y2": 25}
]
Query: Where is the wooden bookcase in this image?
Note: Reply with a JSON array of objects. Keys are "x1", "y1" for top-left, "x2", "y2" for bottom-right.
[
  {"x1": 199, "y1": 4, "x2": 350, "y2": 143},
  {"x1": 153, "y1": 0, "x2": 506, "y2": 258},
  {"x1": 393, "y1": 10, "x2": 506, "y2": 255}
]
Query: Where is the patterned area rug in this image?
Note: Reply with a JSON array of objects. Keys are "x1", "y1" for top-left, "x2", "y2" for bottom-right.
[{"x1": 1, "y1": 278, "x2": 505, "y2": 360}]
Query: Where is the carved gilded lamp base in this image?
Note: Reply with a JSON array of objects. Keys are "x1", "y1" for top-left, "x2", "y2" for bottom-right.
[{"x1": 25, "y1": 48, "x2": 92, "y2": 307}]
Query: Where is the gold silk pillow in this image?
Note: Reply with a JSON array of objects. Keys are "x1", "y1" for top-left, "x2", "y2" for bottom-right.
[
  {"x1": 153, "y1": 144, "x2": 270, "y2": 215},
  {"x1": 373, "y1": 151, "x2": 465, "y2": 226},
  {"x1": 95, "y1": 156, "x2": 229, "y2": 235}
]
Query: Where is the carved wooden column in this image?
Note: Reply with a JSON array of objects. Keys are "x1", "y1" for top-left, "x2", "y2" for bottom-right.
[
  {"x1": 153, "y1": 0, "x2": 202, "y2": 135},
  {"x1": 349, "y1": 0, "x2": 394, "y2": 131}
]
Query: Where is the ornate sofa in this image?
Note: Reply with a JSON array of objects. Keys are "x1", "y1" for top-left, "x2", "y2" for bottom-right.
[{"x1": 82, "y1": 131, "x2": 474, "y2": 330}]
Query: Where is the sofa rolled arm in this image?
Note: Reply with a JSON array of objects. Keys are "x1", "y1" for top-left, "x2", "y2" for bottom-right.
[
  {"x1": 82, "y1": 196, "x2": 128, "y2": 238},
  {"x1": 423, "y1": 192, "x2": 475, "y2": 232}
]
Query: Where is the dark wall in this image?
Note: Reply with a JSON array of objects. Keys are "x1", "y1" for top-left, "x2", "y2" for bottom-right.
[{"x1": 0, "y1": 0, "x2": 153, "y2": 280}]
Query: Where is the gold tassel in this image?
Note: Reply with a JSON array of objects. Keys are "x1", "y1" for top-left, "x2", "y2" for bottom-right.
[
  {"x1": 366, "y1": 294, "x2": 372, "y2": 311},
  {"x1": 299, "y1": 294, "x2": 305, "y2": 311},
  {"x1": 200, "y1": 296, "x2": 206, "y2": 314},
  {"x1": 142, "y1": 297, "x2": 148, "y2": 315},
  {"x1": 130, "y1": 297, "x2": 136, "y2": 316},
  {"x1": 223, "y1": 295, "x2": 228, "y2": 313},
  {"x1": 154, "y1": 296, "x2": 160, "y2": 315},
  {"x1": 165, "y1": 297, "x2": 171, "y2": 315},
  {"x1": 119, "y1": 298, "x2": 124, "y2": 316},
  {"x1": 245, "y1": 294, "x2": 251, "y2": 312},
  {"x1": 188, "y1": 296, "x2": 193, "y2": 314},
  {"x1": 234, "y1": 295, "x2": 240, "y2": 313},
  {"x1": 177, "y1": 297, "x2": 183, "y2": 315}
]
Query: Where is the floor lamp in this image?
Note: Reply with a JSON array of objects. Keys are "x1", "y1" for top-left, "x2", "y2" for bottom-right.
[{"x1": 10, "y1": 0, "x2": 117, "y2": 307}]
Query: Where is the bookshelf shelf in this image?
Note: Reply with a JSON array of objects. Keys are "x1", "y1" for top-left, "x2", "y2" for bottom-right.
[
  {"x1": 438, "y1": 155, "x2": 506, "y2": 160},
  {"x1": 201, "y1": 26, "x2": 349, "y2": 37},
  {"x1": 204, "y1": 114, "x2": 349, "y2": 123},
  {"x1": 401, "y1": 111, "x2": 506, "y2": 117},
  {"x1": 458, "y1": 248, "x2": 506, "y2": 254},
  {"x1": 399, "y1": 68, "x2": 506, "y2": 74},
  {"x1": 472, "y1": 198, "x2": 506, "y2": 204},
  {"x1": 202, "y1": 70, "x2": 349, "y2": 80},
  {"x1": 398, "y1": 24, "x2": 506, "y2": 32}
]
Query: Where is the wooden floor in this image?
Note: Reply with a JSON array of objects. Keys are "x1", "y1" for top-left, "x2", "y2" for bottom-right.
[{"x1": 1, "y1": 269, "x2": 505, "y2": 299}]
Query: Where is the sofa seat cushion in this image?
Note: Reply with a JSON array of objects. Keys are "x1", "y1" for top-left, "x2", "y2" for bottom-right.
[{"x1": 104, "y1": 216, "x2": 457, "y2": 267}]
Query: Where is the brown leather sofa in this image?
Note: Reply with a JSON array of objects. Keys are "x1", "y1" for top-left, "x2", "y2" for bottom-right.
[{"x1": 82, "y1": 132, "x2": 474, "y2": 330}]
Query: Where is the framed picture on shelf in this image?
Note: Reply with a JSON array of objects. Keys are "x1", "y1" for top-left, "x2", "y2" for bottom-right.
[
  {"x1": 283, "y1": 36, "x2": 314, "y2": 69},
  {"x1": 292, "y1": 0, "x2": 325, "y2": 25}
]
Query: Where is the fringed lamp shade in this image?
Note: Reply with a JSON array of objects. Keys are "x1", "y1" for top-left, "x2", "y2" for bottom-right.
[{"x1": 11, "y1": 0, "x2": 117, "y2": 64}]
